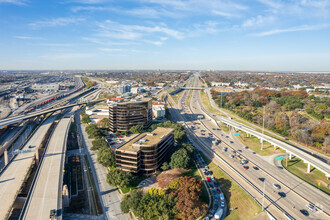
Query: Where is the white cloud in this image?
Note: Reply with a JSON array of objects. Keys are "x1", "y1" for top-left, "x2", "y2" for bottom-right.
[
  {"x1": 0, "y1": 0, "x2": 27, "y2": 5},
  {"x1": 253, "y1": 24, "x2": 329, "y2": 36},
  {"x1": 29, "y1": 17, "x2": 85, "y2": 28},
  {"x1": 97, "y1": 20, "x2": 184, "y2": 40},
  {"x1": 258, "y1": 0, "x2": 283, "y2": 9},
  {"x1": 99, "y1": 48, "x2": 123, "y2": 52},
  {"x1": 39, "y1": 53, "x2": 95, "y2": 60},
  {"x1": 242, "y1": 15, "x2": 275, "y2": 28},
  {"x1": 14, "y1": 35, "x2": 42, "y2": 40},
  {"x1": 212, "y1": 10, "x2": 237, "y2": 18},
  {"x1": 300, "y1": 0, "x2": 330, "y2": 8}
]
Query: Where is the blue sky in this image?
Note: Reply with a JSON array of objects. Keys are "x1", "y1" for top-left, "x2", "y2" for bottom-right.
[{"x1": 1, "y1": 0, "x2": 330, "y2": 71}]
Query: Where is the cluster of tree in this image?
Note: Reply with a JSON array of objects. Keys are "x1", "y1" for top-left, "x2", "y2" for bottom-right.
[
  {"x1": 162, "y1": 143, "x2": 195, "y2": 171},
  {"x1": 168, "y1": 176, "x2": 208, "y2": 219},
  {"x1": 120, "y1": 189, "x2": 177, "y2": 220},
  {"x1": 96, "y1": 118, "x2": 109, "y2": 129},
  {"x1": 85, "y1": 123, "x2": 116, "y2": 168},
  {"x1": 129, "y1": 125, "x2": 144, "y2": 134},
  {"x1": 212, "y1": 88, "x2": 330, "y2": 150},
  {"x1": 81, "y1": 109, "x2": 91, "y2": 124},
  {"x1": 106, "y1": 168, "x2": 135, "y2": 188}
]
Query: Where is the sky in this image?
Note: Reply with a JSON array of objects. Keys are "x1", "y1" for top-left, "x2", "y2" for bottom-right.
[{"x1": 1, "y1": 0, "x2": 330, "y2": 71}]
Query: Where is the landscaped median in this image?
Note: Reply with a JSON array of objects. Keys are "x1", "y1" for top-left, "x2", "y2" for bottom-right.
[{"x1": 281, "y1": 158, "x2": 330, "y2": 195}]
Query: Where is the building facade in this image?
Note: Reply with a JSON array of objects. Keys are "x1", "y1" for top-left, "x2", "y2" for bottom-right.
[
  {"x1": 108, "y1": 98, "x2": 152, "y2": 133},
  {"x1": 115, "y1": 127, "x2": 175, "y2": 174},
  {"x1": 119, "y1": 84, "x2": 131, "y2": 94}
]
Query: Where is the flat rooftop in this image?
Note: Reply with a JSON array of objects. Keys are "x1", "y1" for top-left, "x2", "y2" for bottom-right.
[
  {"x1": 118, "y1": 127, "x2": 174, "y2": 153},
  {"x1": 109, "y1": 98, "x2": 151, "y2": 106}
]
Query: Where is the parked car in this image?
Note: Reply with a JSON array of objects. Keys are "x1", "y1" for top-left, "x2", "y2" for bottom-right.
[
  {"x1": 243, "y1": 166, "x2": 249, "y2": 170},
  {"x1": 209, "y1": 183, "x2": 214, "y2": 188},
  {"x1": 220, "y1": 201, "x2": 225, "y2": 208},
  {"x1": 206, "y1": 177, "x2": 211, "y2": 182}
]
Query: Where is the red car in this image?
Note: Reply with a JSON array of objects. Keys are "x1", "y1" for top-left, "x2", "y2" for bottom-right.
[
  {"x1": 206, "y1": 177, "x2": 211, "y2": 182},
  {"x1": 243, "y1": 166, "x2": 249, "y2": 170}
]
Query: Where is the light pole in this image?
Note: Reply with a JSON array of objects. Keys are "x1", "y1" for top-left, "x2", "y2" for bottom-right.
[
  {"x1": 262, "y1": 179, "x2": 266, "y2": 211},
  {"x1": 261, "y1": 106, "x2": 265, "y2": 151}
]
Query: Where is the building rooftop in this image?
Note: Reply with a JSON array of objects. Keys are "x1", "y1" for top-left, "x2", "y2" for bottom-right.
[
  {"x1": 109, "y1": 98, "x2": 151, "y2": 106},
  {"x1": 118, "y1": 127, "x2": 174, "y2": 153}
]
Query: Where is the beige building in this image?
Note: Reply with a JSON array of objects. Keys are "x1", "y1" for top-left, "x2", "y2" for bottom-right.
[{"x1": 115, "y1": 127, "x2": 174, "y2": 174}]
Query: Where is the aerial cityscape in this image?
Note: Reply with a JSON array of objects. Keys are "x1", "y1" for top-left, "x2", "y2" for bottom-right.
[{"x1": 0, "y1": 1, "x2": 330, "y2": 220}]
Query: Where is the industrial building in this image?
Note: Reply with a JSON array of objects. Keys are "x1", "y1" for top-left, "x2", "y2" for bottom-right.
[
  {"x1": 108, "y1": 98, "x2": 152, "y2": 133},
  {"x1": 115, "y1": 127, "x2": 175, "y2": 173}
]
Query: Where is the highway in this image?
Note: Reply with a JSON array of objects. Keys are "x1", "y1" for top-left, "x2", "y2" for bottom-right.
[
  {"x1": 0, "y1": 115, "x2": 56, "y2": 220},
  {"x1": 202, "y1": 85, "x2": 330, "y2": 177},
  {"x1": 21, "y1": 111, "x2": 73, "y2": 220},
  {"x1": 168, "y1": 75, "x2": 329, "y2": 219}
]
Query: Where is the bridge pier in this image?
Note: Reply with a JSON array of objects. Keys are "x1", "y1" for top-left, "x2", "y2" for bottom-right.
[
  {"x1": 4, "y1": 149, "x2": 8, "y2": 166},
  {"x1": 273, "y1": 145, "x2": 277, "y2": 151},
  {"x1": 307, "y1": 163, "x2": 311, "y2": 173},
  {"x1": 35, "y1": 148, "x2": 39, "y2": 165},
  {"x1": 289, "y1": 152, "x2": 292, "y2": 160}
]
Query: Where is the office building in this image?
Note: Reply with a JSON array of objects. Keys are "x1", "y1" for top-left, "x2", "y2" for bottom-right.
[
  {"x1": 115, "y1": 127, "x2": 175, "y2": 173},
  {"x1": 108, "y1": 98, "x2": 152, "y2": 133},
  {"x1": 119, "y1": 84, "x2": 131, "y2": 94}
]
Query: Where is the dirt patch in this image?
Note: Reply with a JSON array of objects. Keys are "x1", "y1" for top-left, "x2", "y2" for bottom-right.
[{"x1": 154, "y1": 168, "x2": 188, "y2": 189}]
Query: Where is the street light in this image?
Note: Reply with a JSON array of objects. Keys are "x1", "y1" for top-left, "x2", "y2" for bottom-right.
[{"x1": 261, "y1": 106, "x2": 265, "y2": 151}]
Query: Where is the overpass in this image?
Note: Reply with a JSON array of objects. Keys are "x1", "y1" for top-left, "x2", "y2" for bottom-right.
[
  {"x1": 200, "y1": 86, "x2": 330, "y2": 178},
  {"x1": 20, "y1": 108, "x2": 75, "y2": 220},
  {"x1": 0, "y1": 100, "x2": 103, "y2": 128}
]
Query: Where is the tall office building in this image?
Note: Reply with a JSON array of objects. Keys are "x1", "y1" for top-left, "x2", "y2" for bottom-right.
[
  {"x1": 115, "y1": 127, "x2": 175, "y2": 173},
  {"x1": 109, "y1": 98, "x2": 152, "y2": 133},
  {"x1": 119, "y1": 84, "x2": 131, "y2": 94}
]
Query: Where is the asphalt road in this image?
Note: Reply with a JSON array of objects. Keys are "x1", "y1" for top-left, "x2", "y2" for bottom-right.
[{"x1": 185, "y1": 76, "x2": 329, "y2": 219}]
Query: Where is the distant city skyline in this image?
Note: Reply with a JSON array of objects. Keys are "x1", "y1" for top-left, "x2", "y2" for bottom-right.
[{"x1": 1, "y1": 0, "x2": 330, "y2": 71}]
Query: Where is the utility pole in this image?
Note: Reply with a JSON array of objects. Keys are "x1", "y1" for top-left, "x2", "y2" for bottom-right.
[
  {"x1": 261, "y1": 106, "x2": 265, "y2": 151},
  {"x1": 262, "y1": 179, "x2": 266, "y2": 211}
]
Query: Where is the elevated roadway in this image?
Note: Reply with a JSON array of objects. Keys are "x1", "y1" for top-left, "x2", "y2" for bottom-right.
[
  {"x1": 0, "y1": 99, "x2": 102, "y2": 129},
  {"x1": 0, "y1": 115, "x2": 56, "y2": 220},
  {"x1": 21, "y1": 109, "x2": 75, "y2": 220}
]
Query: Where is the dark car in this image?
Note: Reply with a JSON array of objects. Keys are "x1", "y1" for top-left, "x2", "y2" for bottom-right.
[
  {"x1": 258, "y1": 177, "x2": 265, "y2": 182},
  {"x1": 208, "y1": 171, "x2": 213, "y2": 175},
  {"x1": 278, "y1": 192, "x2": 286, "y2": 197},
  {"x1": 300, "y1": 209, "x2": 309, "y2": 216},
  {"x1": 216, "y1": 188, "x2": 221, "y2": 194},
  {"x1": 277, "y1": 166, "x2": 283, "y2": 169},
  {"x1": 209, "y1": 183, "x2": 214, "y2": 188},
  {"x1": 253, "y1": 166, "x2": 259, "y2": 170}
]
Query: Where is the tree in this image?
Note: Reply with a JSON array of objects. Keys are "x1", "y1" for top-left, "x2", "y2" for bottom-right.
[
  {"x1": 169, "y1": 176, "x2": 208, "y2": 220},
  {"x1": 161, "y1": 162, "x2": 170, "y2": 171},
  {"x1": 91, "y1": 137, "x2": 108, "y2": 150},
  {"x1": 121, "y1": 189, "x2": 143, "y2": 213},
  {"x1": 129, "y1": 125, "x2": 144, "y2": 134},
  {"x1": 169, "y1": 148, "x2": 190, "y2": 169},
  {"x1": 98, "y1": 118, "x2": 110, "y2": 129},
  {"x1": 97, "y1": 147, "x2": 116, "y2": 168},
  {"x1": 106, "y1": 168, "x2": 134, "y2": 188}
]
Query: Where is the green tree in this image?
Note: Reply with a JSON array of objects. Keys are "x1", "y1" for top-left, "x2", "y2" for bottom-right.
[
  {"x1": 129, "y1": 125, "x2": 145, "y2": 134},
  {"x1": 120, "y1": 189, "x2": 143, "y2": 213},
  {"x1": 97, "y1": 147, "x2": 116, "y2": 168},
  {"x1": 91, "y1": 138, "x2": 108, "y2": 150},
  {"x1": 169, "y1": 148, "x2": 190, "y2": 169},
  {"x1": 161, "y1": 162, "x2": 170, "y2": 171},
  {"x1": 106, "y1": 168, "x2": 134, "y2": 188}
]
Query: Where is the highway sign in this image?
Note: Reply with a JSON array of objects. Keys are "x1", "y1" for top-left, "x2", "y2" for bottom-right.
[
  {"x1": 275, "y1": 156, "x2": 283, "y2": 161},
  {"x1": 234, "y1": 133, "x2": 239, "y2": 136}
]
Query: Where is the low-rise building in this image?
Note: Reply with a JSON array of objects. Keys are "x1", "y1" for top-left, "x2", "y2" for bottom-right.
[
  {"x1": 30, "y1": 83, "x2": 59, "y2": 91},
  {"x1": 115, "y1": 127, "x2": 175, "y2": 174}
]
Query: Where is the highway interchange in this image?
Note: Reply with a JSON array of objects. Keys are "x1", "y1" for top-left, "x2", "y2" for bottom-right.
[{"x1": 167, "y1": 74, "x2": 330, "y2": 220}]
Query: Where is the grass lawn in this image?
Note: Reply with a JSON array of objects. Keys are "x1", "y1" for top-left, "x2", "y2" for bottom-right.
[
  {"x1": 186, "y1": 90, "x2": 192, "y2": 107},
  {"x1": 220, "y1": 125, "x2": 229, "y2": 133},
  {"x1": 170, "y1": 90, "x2": 184, "y2": 104},
  {"x1": 200, "y1": 153, "x2": 262, "y2": 219},
  {"x1": 281, "y1": 158, "x2": 330, "y2": 195},
  {"x1": 236, "y1": 131, "x2": 285, "y2": 156},
  {"x1": 200, "y1": 90, "x2": 225, "y2": 116}
]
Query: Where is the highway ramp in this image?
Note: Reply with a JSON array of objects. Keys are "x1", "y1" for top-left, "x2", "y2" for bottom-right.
[
  {"x1": 0, "y1": 115, "x2": 56, "y2": 220},
  {"x1": 21, "y1": 116, "x2": 72, "y2": 220}
]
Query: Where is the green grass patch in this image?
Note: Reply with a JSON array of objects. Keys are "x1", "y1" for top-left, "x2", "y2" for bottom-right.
[
  {"x1": 236, "y1": 131, "x2": 285, "y2": 156},
  {"x1": 200, "y1": 90, "x2": 225, "y2": 116},
  {"x1": 220, "y1": 125, "x2": 229, "y2": 133},
  {"x1": 281, "y1": 158, "x2": 330, "y2": 195},
  {"x1": 200, "y1": 153, "x2": 262, "y2": 219},
  {"x1": 170, "y1": 90, "x2": 184, "y2": 104}
]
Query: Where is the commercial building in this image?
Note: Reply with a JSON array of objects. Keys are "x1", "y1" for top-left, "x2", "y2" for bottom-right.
[
  {"x1": 108, "y1": 98, "x2": 152, "y2": 133},
  {"x1": 115, "y1": 127, "x2": 175, "y2": 173},
  {"x1": 30, "y1": 83, "x2": 59, "y2": 91},
  {"x1": 152, "y1": 101, "x2": 166, "y2": 119},
  {"x1": 119, "y1": 84, "x2": 131, "y2": 94}
]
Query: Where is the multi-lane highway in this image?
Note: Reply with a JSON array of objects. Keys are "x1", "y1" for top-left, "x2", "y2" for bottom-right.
[
  {"x1": 21, "y1": 109, "x2": 74, "y2": 220},
  {"x1": 0, "y1": 115, "x2": 57, "y2": 220},
  {"x1": 167, "y1": 75, "x2": 329, "y2": 219}
]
